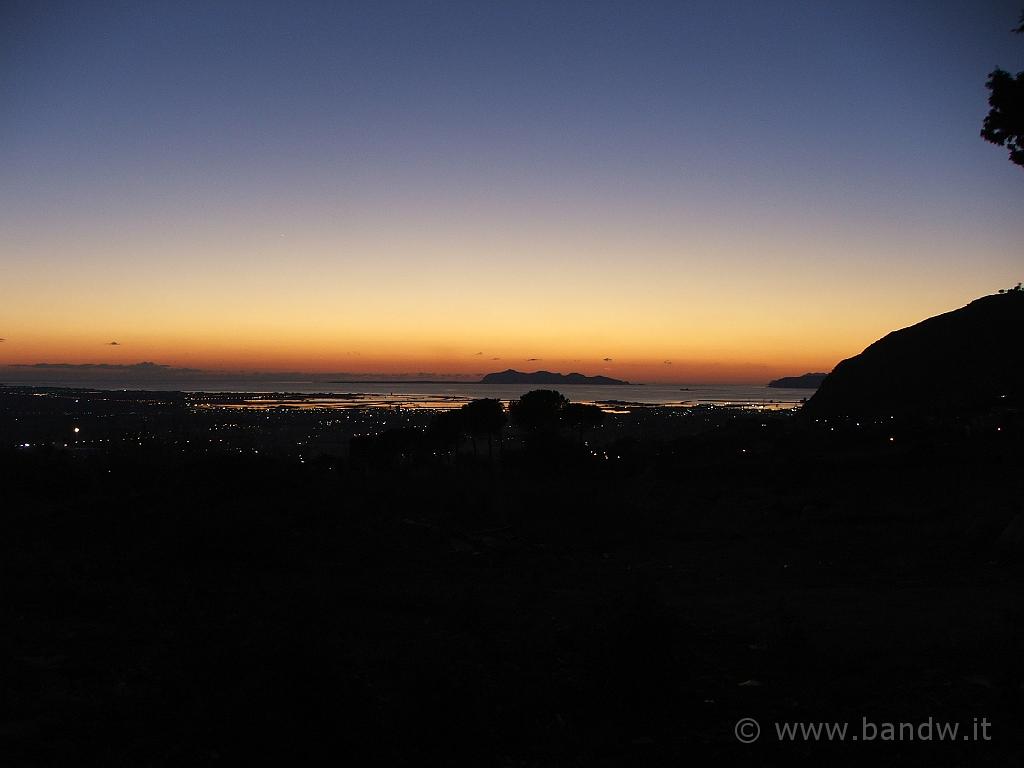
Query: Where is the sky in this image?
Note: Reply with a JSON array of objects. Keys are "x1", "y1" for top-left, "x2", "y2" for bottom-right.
[{"x1": 1, "y1": 0, "x2": 1022, "y2": 384}]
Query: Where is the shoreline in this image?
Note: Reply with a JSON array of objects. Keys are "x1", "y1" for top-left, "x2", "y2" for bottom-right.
[{"x1": 0, "y1": 384, "x2": 806, "y2": 411}]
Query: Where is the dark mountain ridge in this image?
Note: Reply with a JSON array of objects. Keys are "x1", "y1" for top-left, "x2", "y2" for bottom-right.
[
  {"x1": 804, "y1": 291, "x2": 1024, "y2": 416},
  {"x1": 768, "y1": 372, "x2": 829, "y2": 389}
]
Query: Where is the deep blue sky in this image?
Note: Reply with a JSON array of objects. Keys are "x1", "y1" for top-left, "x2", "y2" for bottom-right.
[{"x1": 1, "y1": 1, "x2": 1022, "y2": 380}]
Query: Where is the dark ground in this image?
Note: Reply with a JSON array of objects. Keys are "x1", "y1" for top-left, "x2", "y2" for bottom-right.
[{"x1": 1, "y1": 388, "x2": 1022, "y2": 766}]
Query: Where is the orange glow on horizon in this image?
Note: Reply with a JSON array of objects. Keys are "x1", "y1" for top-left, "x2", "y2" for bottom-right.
[
  {"x1": 1, "y1": 197, "x2": 1018, "y2": 384},
  {"x1": 0, "y1": 305, "x2": 965, "y2": 385}
]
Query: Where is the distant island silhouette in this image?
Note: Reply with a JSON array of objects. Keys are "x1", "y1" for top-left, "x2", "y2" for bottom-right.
[
  {"x1": 327, "y1": 379, "x2": 469, "y2": 385},
  {"x1": 323, "y1": 370, "x2": 630, "y2": 386},
  {"x1": 479, "y1": 369, "x2": 629, "y2": 385},
  {"x1": 805, "y1": 290, "x2": 1023, "y2": 416},
  {"x1": 768, "y1": 372, "x2": 829, "y2": 389}
]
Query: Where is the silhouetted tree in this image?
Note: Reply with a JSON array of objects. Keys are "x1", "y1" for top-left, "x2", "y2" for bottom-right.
[
  {"x1": 460, "y1": 398, "x2": 506, "y2": 458},
  {"x1": 563, "y1": 402, "x2": 605, "y2": 446},
  {"x1": 981, "y1": 11, "x2": 1024, "y2": 168},
  {"x1": 427, "y1": 409, "x2": 463, "y2": 462},
  {"x1": 380, "y1": 428, "x2": 424, "y2": 465},
  {"x1": 509, "y1": 389, "x2": 568, "y2": 436},
  {"x1": 352, "y1": 427, "x2": 425, "y2": 467}
]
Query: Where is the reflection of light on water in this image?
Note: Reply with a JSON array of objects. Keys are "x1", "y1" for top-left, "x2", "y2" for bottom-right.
[
  {"x1": 195, "y1": 393, "x2": 475, "y2": 411},
  {"x1": 695, "y1": 400, "x2": 801, "y2": 411},
  {"x1": 192, "y1": 392, "x2": 802, "y2": 414}
]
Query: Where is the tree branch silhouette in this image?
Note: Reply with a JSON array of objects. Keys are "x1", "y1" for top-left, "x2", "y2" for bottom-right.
[{"x1": 981, "y1": 10, "x2": 1024, "y2": 168}]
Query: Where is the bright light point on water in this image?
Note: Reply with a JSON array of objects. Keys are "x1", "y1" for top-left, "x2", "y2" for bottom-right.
[{"x1": 73, "y1": 427, "x2": 80, "y2": 433}]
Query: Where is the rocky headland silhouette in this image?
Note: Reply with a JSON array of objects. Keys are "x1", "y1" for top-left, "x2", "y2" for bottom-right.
[{"x1": 805, "y1": 291, "x2": 1023, "y2": 416}]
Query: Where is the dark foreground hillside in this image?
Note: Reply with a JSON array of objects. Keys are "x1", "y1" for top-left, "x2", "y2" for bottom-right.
[{"x1": 2, "y1": 404, "x2": 1023, "y2": 766}]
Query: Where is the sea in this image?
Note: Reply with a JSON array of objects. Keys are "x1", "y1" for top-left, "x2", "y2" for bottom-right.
[{"x1": 0, "y1": 375, "x2": 812, "y2": 410}]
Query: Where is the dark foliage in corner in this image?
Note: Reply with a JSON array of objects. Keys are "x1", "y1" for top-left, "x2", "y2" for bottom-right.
[{"x1": 981, "y1": 10, "x2": 1024, "y2": 167}]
